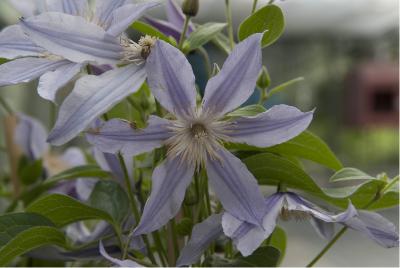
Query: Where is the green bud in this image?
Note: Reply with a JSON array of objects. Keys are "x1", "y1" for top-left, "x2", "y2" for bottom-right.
[
  {"x1": 257, "y1": 66, "x2": 271, "y2": 89},
  {"x1": 182, "y1": 0, "x2": 199, "y2": 17}
]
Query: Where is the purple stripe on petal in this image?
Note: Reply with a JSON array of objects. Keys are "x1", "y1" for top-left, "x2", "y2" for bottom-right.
[
  {"x1": 144, "y1": 16, "x2": 182, "y2": 41},
  {"x1": 177, "y1": 213, "x2": 223, "y2": 267},
  {"x1": 206, "y1": 148, "x2": 266, "y2": 227},
  {"x1": 202, "y1": 33, "x2": 263, "y2": 117},
  {"x1": 310, "y1": 218, "x2": 335, "y2": 239},
  {"x1": 225, "y1": 105, "x2": 314, "y2": 148},
  {"x1": 165, "y1": 0, "x2": 194, "y2": 33},
  {"x1": 47, "y1": 64, "x2": 146, "y2": 145},
  {"x1": 87, "y1": 116, "x2": 172, "y2": 156},
  {"x1": 46, "y1": 0, "x2": 88, "y2": 16},
  {"x1": 133, "y1": 157, "x2": 195, "y2": 235},
  {"x1": 146, "y1": 40, "x2": 197, "y2": 119},
  {"x1": 95, "y1": 0, "x2": 128, "y2": 30}
]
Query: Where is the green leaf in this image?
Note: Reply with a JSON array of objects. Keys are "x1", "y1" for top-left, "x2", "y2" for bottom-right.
[
  {"x1": 268, "y1": 226, "x2": 286, "y2": 265},
  {"x1": 238, "y1": 5, "x2": 285, "y2": 47},
  {"x1": 233, "y1": 246, "x2": 281, "y2": 267},
  {"x1": 329, "y1": 168, "x2": 375, "y2": 182},
  {"x1": 0, "y1": 213, "x2": 55, "y2": 247},
  {"x1": 268, "y1": 77, "x2": 304, "y2": 97},
  {"x1": 0, "y1": 58, "x2": 8, "y2": 64},
  {"x1": 26, "y1": 194, "x2": 113, "y2": 227},
  {"x1": 19, "y1": 159, "x2": 43, "y2": 185},
  {"x1": 176, "y1": 218, "x2": 193, "y2": 236},
  {"x1": 226, "y1": 105, "x2": 266, "y2": 117},
  {"x1": 131, "y1": 21, "x2": 171, "y2": 43},
  {"x1": 186, "y1": 23, "x2": 227, "y2": 51},
  {"x1": 211, "y1": 33, "x2": 231, "y2": 54},
  {"x1": 88, "y1": 181, "x2": 130, "y2": 224},
  {"x1": 0, "y1": 226, "x2": 66, "y2": 266}
]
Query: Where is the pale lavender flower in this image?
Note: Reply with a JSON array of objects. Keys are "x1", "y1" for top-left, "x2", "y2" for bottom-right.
[
  {"x1": 99, "y1": 241, "x2": 142, "y2": 267},
  {"x1": 222, "y1": 191, "x2": 399, "y2": 256},
  {"x1": 144, "y1": 0, "x2": 195, "y2": 41},
  {"x1": 87, "y1": 34, "x2": 314, "y2": 235}
]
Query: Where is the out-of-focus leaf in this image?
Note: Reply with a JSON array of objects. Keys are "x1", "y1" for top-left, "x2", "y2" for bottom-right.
[
  {"x1": 238, "y1": 5, "x2": 285, "y2": 47},
  {"x1": 267, "y1": 77, "x2": 304, "y2": 97},
  {"x1": 131, "y1": 21, "x2": 171, "y2": 43},
  {"x1": 88, "y1": 181, "x2": 129, "y2": 224},
  {"x1": 26, "y1": 194, "x2": 113, "y2": 227},
  {"x1": 226, "y1": 105, "x2": 266, "y2": 117},
  {"x1": 19, "y1": 159, "x2": 43, "y2": 185},
  {"x1": 268, "y1": 226, "x2": 286, "y2": 266},
  {"x1": 329, "y1": 168, "x2": 375, "y2": 182},
  {"x1": 211, "y1": 33, "x2": 231, "y2": 54},
  {"x1": 176, "y1": 217, "x2": 193, "y2": 236},
  {"x1": 0, "y1": 58, "x2": 8, "y2": 64},
  {"x1": 233, "y1": 246, "x2": 281, "y2": 267},
  {"x1": 186, "y1": 23, "x2": 227, "y2": 51}
]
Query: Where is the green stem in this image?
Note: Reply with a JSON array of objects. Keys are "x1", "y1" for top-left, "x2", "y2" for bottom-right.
[
  {"x1": 153, "y1": 231, "x2": 168, "y2": 266},
  {"x1": 170, "y1": 218, "x2": 180, "y2": 264},
  {"x1": 258, "y1": 87, "x2": 267, "y2": 105},
  {"x1": 197, "y1": 47, "x2": 212, "y2": 78},
  {"x1": 178, "y1": 15, "x2": 191, "y2": 50},
  {"x1": 225, "y1": 0, "x2": 235, "y2": 49},
  {"x1": 0, "y1": 96, "x2": 13, "y2": 115},
  {"x1": 251, "y1": 0, "x2": 258, "y2": 14}
]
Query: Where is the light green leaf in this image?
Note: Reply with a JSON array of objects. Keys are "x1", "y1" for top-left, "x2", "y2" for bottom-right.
[
  {"x1": 268, "y1": 77, "x2": 304, "y2": 97},
  {"x1": 0, "y1": 226, "x2": 66, "y2": 266},
  {"x1": 88, "y1": 181, "x2": 130, "y2": 224},
  {"x1": 26, "y1": 194, "x2": 113, "y2": 227},
  {"x1": 226, "y1": 105, "x2": 266, "y2": 118},
  {"x1": 233, "y1": 246, "x2": 281, "y2": 267},
  {"x1": 211, "y1": 33, "x2": 231, "y2": 54},
  {"x1": 238, "y1": 5, "x2": 285, "y2": 47},
  {"x1": 329, "y1": 168, "x2": 375, "y2": 182},
  {"x1": 186, "y1": 23, "x2": 227, "y2": 51},
  {"x1": 268, "y1": 226, "x2": 286, "y2": 266},
  {"x1": 131, "y1": 21, "x2": 171, "y2": 43}
]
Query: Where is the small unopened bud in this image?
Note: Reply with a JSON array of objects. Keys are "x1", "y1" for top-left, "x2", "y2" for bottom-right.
[
  {"x1": 257, "y1": 66, "x2": 271, "y2": 89},
  {"x1": 182, "y1": 0, "x2": 199, "y2": 16}
]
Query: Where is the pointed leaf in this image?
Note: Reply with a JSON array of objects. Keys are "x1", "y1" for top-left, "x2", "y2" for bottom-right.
[{"x1": 186, "y1": 23, "x2": 227, "y2": 51}]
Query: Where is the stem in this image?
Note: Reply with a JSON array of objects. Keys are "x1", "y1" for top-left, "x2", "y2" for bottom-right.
[
  {"x1": 178, "y1": 15, "x2": 191, "y2": 50},
  {"x1": 225, "y1": 0, "x2": 235, "y2": 49},
  {"x1": 153, "y1": 231, "x2": 168, "y2": 266},
  {"x1": 197, "y1": 47, "x2": 212, "y2": 78},
  {"x1": 251, "y1": 0, "x2": 258, "y2": 14},
  {"x1": 0, "y1": 96, "x2": 13, "y2": 115},
  {"x1": 258, "y1": 87, "x2": 267, "y2": 105}
]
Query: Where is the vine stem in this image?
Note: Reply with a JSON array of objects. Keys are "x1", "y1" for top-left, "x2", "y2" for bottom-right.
[
  {"x1": 251, "y1": 0, "x2": 258, "y2": 14},
  {"x1": 178, "y1": 15, "x2": 191, "y2": 50},
  {"x1": 225, "y1": 0, "x2": 235, "y2": 49}
]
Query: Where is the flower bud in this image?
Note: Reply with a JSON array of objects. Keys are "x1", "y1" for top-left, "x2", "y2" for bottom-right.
[
  {"x1": 257, "y1": 66, "x2": 271, "y2": 89},
  {"x1": 182, "y1": 0, "x2": 199, "y2": 17}
]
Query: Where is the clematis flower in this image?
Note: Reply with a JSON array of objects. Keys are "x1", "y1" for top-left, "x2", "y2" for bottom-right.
[
  {"x1": 87, "y1": 33, "x2": 314, "y2": 235},
  {"x1": 144, "y1": 0, "x2": 195, "y2": 42},
  {"x1": 99, "y1": 241, "x2": 142, "y2": 267},
  {"x1": 0, "y1": 0, "x2": 158, "y2": 145},
  {"x1": 222, "y1": 191, "x2": 399, "y2": 256}
]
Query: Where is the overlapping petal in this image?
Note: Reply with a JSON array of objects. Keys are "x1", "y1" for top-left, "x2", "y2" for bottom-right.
[
  {"x1": 99, "y1": 241, "x2": 141, "y2": 267},
  {"x1": 38, "y1": 62, "x2": 83, "y2": 102},
  {"x1": 0, "y1": 25, "x2": 44, "y2": 59},
  {"x1": 177, "y1": 213, "x2": 223, "y2": 267},
  {"x1": 47, "y1": 64, "x2": 146, "y2": 145},
  {"x1": 8, "y1": 0, "x2": 47, "y2": 17},
  {"x1": 46, "y1": 0, "x2": 88, "y2": 15},
  {"x1": 165, "y1": 0, "x2": 194, "y2": 33},
  {"x1": 146, "y1": 40, "x2": 197, "y2": 119},
  {"x1": 94, "y1": 0, "x2": 128, "y2": 29},
  {"x1": 20, "y1": 12, "x2": 122, "y2": 64},
  {"x1": 87, "y1": 116, "x2": 172, "y2": 156},
  {"x1": 206, "y1": 148, "x2": 266, "y2": 227},
  {"x1": 144, "y1": 16, "x2": 182, "y2": 41},
  {"x1": 202, "y1": 33, "x2": 262, "y2": 117},
  {"x1": 93, "y1": 147, "x2": 133, "y2": 183},
  {"x1": 133, "y1": 157, "x2": 195, "y2": 235},
  {"x1": 0, "y1": 57, "x2": 70, "y2": 86},
  {"x1": 225, "y1": 105, "x2": 314, "y2": 148}
]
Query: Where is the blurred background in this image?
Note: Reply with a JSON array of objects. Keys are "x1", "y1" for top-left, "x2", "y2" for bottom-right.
[{"x1": 0, "y1": 0, "x2": 398, "y2": 266}]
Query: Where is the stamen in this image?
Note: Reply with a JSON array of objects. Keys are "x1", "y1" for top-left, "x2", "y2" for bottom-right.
[
  {"x1": 280, "y1": 206, "x2": 311, "y2": 221},
  {"x1": 120, "y1": 35, "x2": 157, "y2": 65}
]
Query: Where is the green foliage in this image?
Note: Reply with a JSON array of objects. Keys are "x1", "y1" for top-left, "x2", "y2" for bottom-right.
[
  {"x1": 238, "y1": 5, "x2": 285, "y2": 47},
  {"x1": 267, "y1": 77, "x2": 304, "y2": 97},
  {"x1": 257, "y1": 66, "x2": 271, "y2": 89},
  {"x1": 176, "y1": 217, "x2": 193, "y2": 236},
  {"x1": 227, "y1": 104, "x2": 266, "y2": 117},
  {"x1": 211, "y1": 33, "x2": 231, "y2": 54},
  {"x1": 131, "y1": 21, "x2": 172, "y2": 43},
  {"x1": 268, "y1": 226, "x2": 286, "y2": 265},
  {"x1": 18, "y1": 158, "x2": 43, "y2": 185},
  {"x1": 185, "y1": 23, "x2": 227, "y2": 51},
  {"x1": 233, "y1": 246, "x2": 281, "y2": 267},
  {"x1": 88, "y1": 181, "x2": 130, "y2": 224},
  {"x1": 329, "y1": 168, "x2": 375, "y2": 182},
  {"x1": 26, "y1": 194, "x2": 113, "y2": 227}
]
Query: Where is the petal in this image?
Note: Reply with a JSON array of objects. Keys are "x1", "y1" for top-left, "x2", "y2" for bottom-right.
[
  {"x1": 94, "y1": 0, "x2": 128, "y2": 29},
  {"x1": 309, "y1": 218, "x2": 335, "y2": 239},
  {"x1": 75, "y1": 178, "x2": 97, "y2": 201},
  {"x1": 87, "y1": 116, "x2": 172, "y2": 156},
  {"x1": 38, "y1": 62, "x2": 83, "y2": 102},
  {"x1": 146, "y1": 40, "x2": 197, "y2": 119},
  {"x1": 133, "y1": 157, "x2": 195, "y2": 235},
  {"x1": 177, "y1": 213, "x2": 223, "y2": 267},
  {"x1": 0, "y1": 25, "x2": 45, "y2": 59},
  {"x1": 20, "y1": 12, "x2": 122, "y2": 64},
  {"x1": 0, "y1": 57, "x2": 69, "y2": 86},
  {"x1": 165, "y1": 0, "x2": 194, "y2": 33},
  {"x1": 99, "y1": 241, "x2": 142, "y2": 267},
  {"x1": 202, "y1": 33, "x2": 262, "y2": 117},
  {"x1": 46, "y1": 0, "x2": 88, "y2": 15},
  {"x1": 144, "y1": 16, "x2": 182, "y2": 41},
  {"x1": 225, "y1": 105, "x2": 314, "y2": 148},
  {"x1": 106, "y1": 2, "x2": 160, "y2": 37},
  {"x1": 206, "y1": 148, "x2": 266, "y2": 226},
  {"x1": 59, "y1": 147, "x2": 86, "y2": 166},
  {"x1": 344, "y1": 210, "x2": 399, "y2": 248},
  {"x1": 222, "y1": 193, "x2": 284, "y2": 256},
  {"x1": 8, "y1": 0, "x2": 47, "y2": 17},
  {"x1": 47, "y1": 64, "x2": 146, "y2": 145},
  {"x1": 15, "y1": 113, "x2": 49, "y2": 160}
]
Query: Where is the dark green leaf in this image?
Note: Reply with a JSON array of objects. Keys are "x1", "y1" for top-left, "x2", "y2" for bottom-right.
[
  {"x1": 26, "y1": 194, "x2": 113, "y2": 227},
  {"x1": 131, "y1": 21, "x2": 171, "y2": 43},
  {"x1": 19, "y1": 159, "x2": 43, "y2": 185},
  {"x1": 211, "y1": 33, "x2": 231, "y2": 54},
  {"x1": 89, "y1": 181, "x2": 130, "y2": 224},
  {"x1": 176, "y1": 218, "x2": 193, "y2": 236},
  {"x1": 268, "y1": 226, "x2": 286, "y2": 265},
  {"x1": 186, "y1": 23, "x2": 227, "y2": 51},
  {"x1": 233, "y1": 246, "x2": 281, "y2": 267},
  {"x1": 0, "y1": 58, "x2": 8, "y2": 64},
  {"x1": 226, "y1": 105, "x2": 266, "y2": 118},
  {"x1": 257, "y1": 66, "x2": 271, "y2": 89},
  {"x1": 238, "y1": 5, "x2": 285, "y2": 47}
]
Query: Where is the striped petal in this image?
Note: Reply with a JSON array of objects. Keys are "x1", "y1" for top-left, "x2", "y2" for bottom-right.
[
  {"x1": 87, "y1": 116, "x2": 172, "y2": 156},
  {"x1": 46, "y1": 0, "x2": 88, "y2": 15},
  {"x1": 202, "y1": 34, "x2": 262, "y2": 117},
  {"x1": 20, "y1": 12, "x2": 122, "y2": 64},
  {"x1": 0, "y1": 25, "x2": 44, "y2": 59},
  {"x1": 8, "y1": 0, "x2": 47, "y2": 17},
  {"x1": 38, "y1": 62, "x2": 84, "y2": 102},
  {"x1": 146, "y1": 40, "x2": 197, "y2": 119},
  {"x1": 47, "y1": 64, "x2": 146, "y2": 145},
  {"x1": 165, "y1": 0, "x2": 194, "y2": 33},
  {"x1": 94, "y1": 0, "x2": 128, "y2": 29},
  {"x1": 133, "y1": 156, "x2": 195, "y2": 235},
  {"x1": 0, "y1": 57, "x2": 69, "y2": 86},
  {"x1": 225, "y1": 105, "x2": 314, "y2": 148},
  {"x1": 206, "y1": 148, "x2": 266, "y2": 227},
  {"x1": 144, "y1": 16, "x2": 182, "y2": 41},
  {"x1": 177, "y1": 213, "x2": 223, "y2": 267},
  {"x1": 99, "y1": 241, "x2": 141, "y2": 267}
]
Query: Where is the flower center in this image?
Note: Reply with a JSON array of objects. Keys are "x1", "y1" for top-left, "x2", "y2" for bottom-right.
[
  {"x1": 120, "y1": 35, "x2": 157, "y2": 65},
  {"x1": 190, "y1": 123, "x2": 208, "y2": 138}
]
